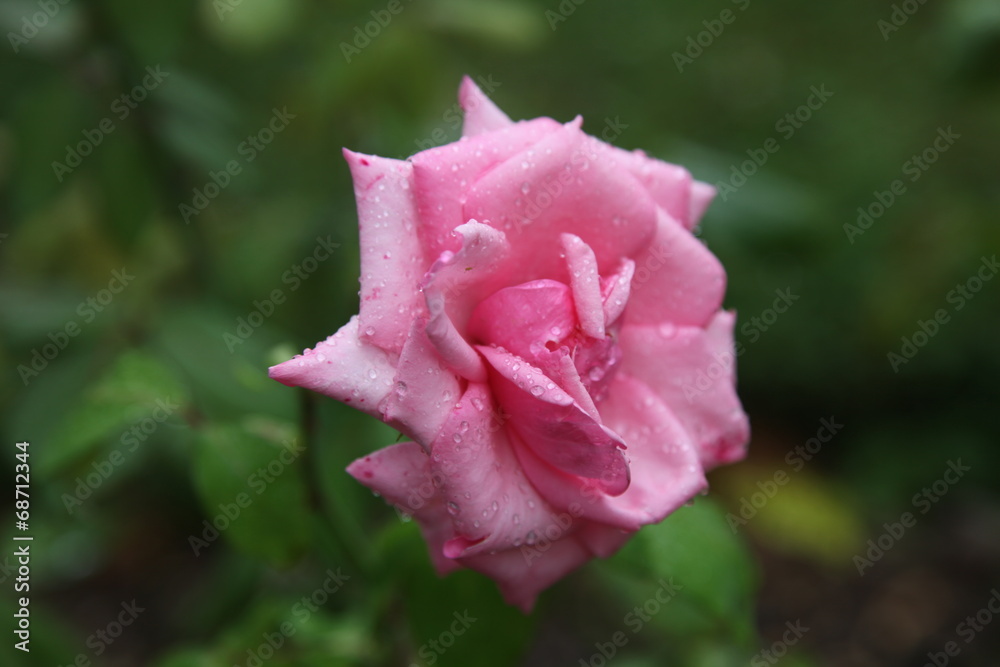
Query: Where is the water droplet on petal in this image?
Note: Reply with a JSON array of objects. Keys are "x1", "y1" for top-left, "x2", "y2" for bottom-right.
[
  {"x1": 446, "y1": 501, "x2": 460, "y2": 516},
  {"x1": 530, "y1": 385, "x2": 544, "y2": 397}
]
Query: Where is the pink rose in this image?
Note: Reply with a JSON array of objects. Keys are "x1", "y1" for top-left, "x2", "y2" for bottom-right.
[{"x1": 269, "y1": 76, "x2": 749, "y2": 611}]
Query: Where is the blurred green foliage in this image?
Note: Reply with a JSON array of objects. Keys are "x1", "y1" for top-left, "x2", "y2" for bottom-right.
[{"x1": 2, "y1": 0, "x2": 999, "y2": 665}]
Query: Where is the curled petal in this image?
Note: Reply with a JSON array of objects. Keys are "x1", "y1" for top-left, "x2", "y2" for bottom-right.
[
  {"x1": 478, "y1": 344, "x2": 630, "y2": 496},
  {"x1": 601, "y1": 259, "x2": 635, "y2": 329},
  {"x1": 268, "y1": 315, "x2": 395, "y2": 418},
  {"x1": 344, "y1": 150, "x2": 426, "y2": 354},
  {"x1": 561, "y1": 233, "x2": 605, "y2": 340},
  {"x1": 513, "y1": 374, "x2": 706, "y2": 530}
]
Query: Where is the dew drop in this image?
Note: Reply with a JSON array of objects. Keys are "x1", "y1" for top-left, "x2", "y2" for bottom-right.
[
  {"x1": 530, "y1": 385, "x2": 544, "y2": 397},
  {"x1": 364, "y1": 326, "x2": 376, "y2": 336},
  {"x1": 512, "y1": 513, "x2": 520, "y2": 525},
  {"x1": 446, "y1": 501, "x2": 460, "y2": 516}
]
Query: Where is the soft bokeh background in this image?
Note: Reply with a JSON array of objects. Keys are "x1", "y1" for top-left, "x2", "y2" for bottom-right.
[{"x1": 2, "y1": 1, "x2": 999, "y2": 665}]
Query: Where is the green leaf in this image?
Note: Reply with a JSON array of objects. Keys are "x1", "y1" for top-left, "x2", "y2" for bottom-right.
[
  {"x1": 383, "y1": 521, "x2": 536, "y2": 667},
  {"x1": 595, "y1": 498, "x2": 758, "y2": 652},
  {"x1": 38, "y1": 349, "x2": 189, "y2": 477},
  {"x1": 191, "y1": 418, "x2": 311, "y2": 568}
]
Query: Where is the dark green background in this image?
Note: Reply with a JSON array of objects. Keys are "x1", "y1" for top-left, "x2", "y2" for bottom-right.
[{"x1": 2, "y1": 0, "x2": 999, "y2": 665}]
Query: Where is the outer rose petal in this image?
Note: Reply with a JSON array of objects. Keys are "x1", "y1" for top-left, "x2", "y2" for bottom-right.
[
  {"x1": 268, "y1": 315, "x2": 395, "y2": 418},
  {"x1": 382, "y1": 319, "x2": 463, "y2": 448},
  {"x1": 411, "y1": 117, "x2": 562, "y2": 261},
  {"x1": 610, "y1": 145, "x2": 695, "y2": 230},
  {"x1": 429, "y1": 383, "x2": 569, "y2": 559},
  {"x1": 625, "y1": 209, "x2": 726, "y2": 327},
  {"x1": 459, "y1": 75, "x2": 513, "y2": 137},
  {"x1": 344, "y1": 150, "x2": 426, "y2": 354},
  {"x1": 690, "y1": 180, "x2": 716, "y2": 225},
  {"x1": 512, "y1": 374, "x2": 706, "y2": 530},
  {"x1": 618, "y1": 312, "x2": 750, "y2": 469},
  {"x1": 459, "y1": 535, "x2": 594, "y2": 612},
  {"x1": 477, "y1": 345, "x2": 630, "y2": 496},
  {"x1": 463, "y1": 120, "x2": 658, "y2": 283},
  {"x1": 346, "y1": 442, "x2": 461, "y2": 575}
]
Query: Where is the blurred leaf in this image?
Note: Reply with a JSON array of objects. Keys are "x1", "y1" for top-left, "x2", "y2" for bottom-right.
[
  {"x1": 192, "y1": 418, "x2": 311, "y2": 567},
  {"x1": 382, "y1": 521, "x2": 536, "y2": 667},
  {"x1": 38, "y1": 348, "x2": 189, "y2": 477},
  {"x1": 420, "y1": 0, "x2": 546, "y2": 50},
  {"x1": 595, "y1": 498, "x2": 758, "y2": 650}
]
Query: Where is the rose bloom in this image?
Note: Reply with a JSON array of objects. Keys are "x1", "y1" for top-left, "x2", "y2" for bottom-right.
[{"x1": 270, "y1": 77, "x2": 749, "y2": 611}]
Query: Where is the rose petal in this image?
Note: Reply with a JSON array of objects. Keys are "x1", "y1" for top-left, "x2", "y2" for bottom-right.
[
  {"x1": 625, "y1": 208, "x2": 726, "y2": 327},
  {"x1": 463, "y1": 120, "x2": 657, "y2": 283},
  {"x1": 690, "y1": 180, "x2": 716, "y2": 226},
  {"x1": 344, "y1": 150, "x2": 426, "y2": 354},
  {"x1": 382, "y1": 319, "x2": 463, "y2": 448},
  {"x1": 601, "y1": 259, "x2": 635, "y2": 329},
  {"x1": 561, "y1": 233, "x2": 605, "y2": 340},
  {"x1": 429, "y1": 383, "x2": 569, "y2": 560},
  {"x1": 459, "y1": 75, "x2": 513, "y2": 137},
  {"x1": 346, "y1": 442, "x2": 461, "y2": 575},
  {"x1": 411, "y1": 117, "x2": 562, "y2": 261},
  {"x1": 477, "y1": 344, "x2": 630, "y2": 495},
  {"x1": 422, "y1": 220, "x2": 513, "y2": 329},
  {"x1": 512, "y1": 373, "x2": 707, "y2": 530},
  {"x1": 618, "y1": 312, "x2": 750, "y2": 468},
  {"x1": 459, "y1": 535, "x2": 593, "y2": 612},
  {"x1": 268, "y1": 315, "x2": 395, "y2": 418},
  {"x1": 466, "y1": 279, "x2": 576, "y2": 357},
  {"x1": 611, "y1": 145, "x2": 695, "y2": 230}
]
